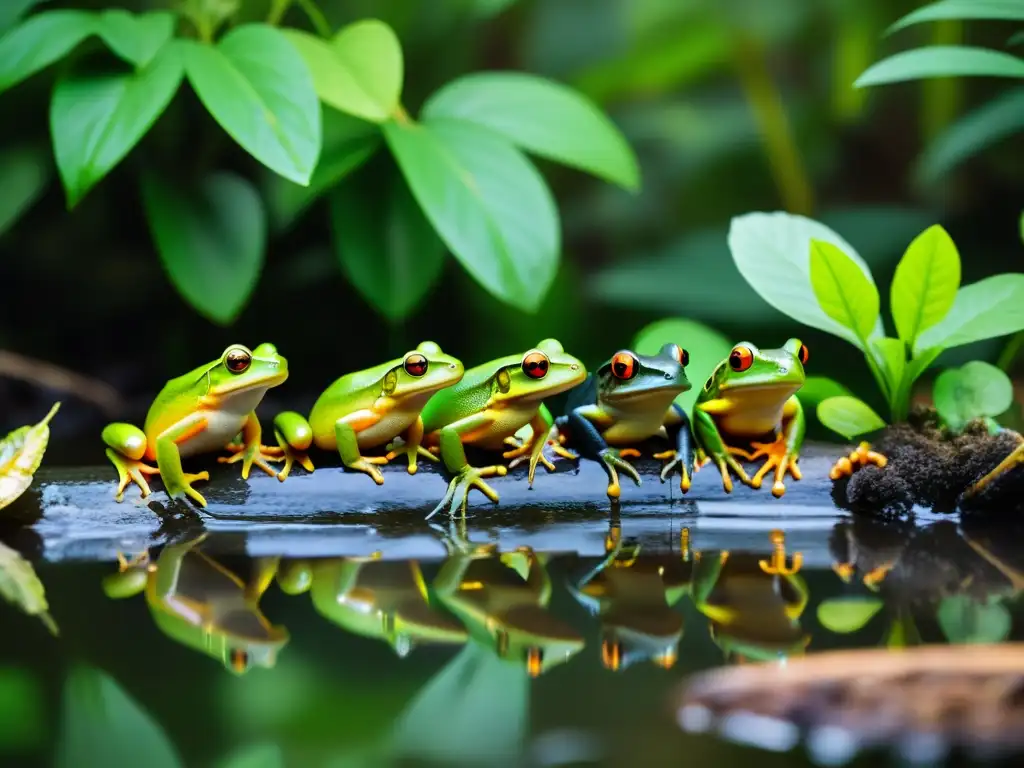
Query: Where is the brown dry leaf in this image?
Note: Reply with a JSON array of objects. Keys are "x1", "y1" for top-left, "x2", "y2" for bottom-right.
[
  {"x1": 0, "y1": 540, "x2": 58, "y2": 635},
  {"x1": 0, "y1": 401, "x2": 59, "y2": 512}
]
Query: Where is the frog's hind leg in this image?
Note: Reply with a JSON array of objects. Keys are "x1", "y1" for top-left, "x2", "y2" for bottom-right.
[
  {"x1": 272, "y1": 411, "x2": 316, "y2": 481},
  {"x1": 102, "y1": 424, "x2": 161, "y2": 502},
  {"x1": 829, "y1": 441, "x2": 887, "y2": 480},
  {"x1": 335, "y1": 415, "x2": 389, "y2": 484},
  {"x1": 962, "y1": 437, "x2": 1024, "y2": 501}
]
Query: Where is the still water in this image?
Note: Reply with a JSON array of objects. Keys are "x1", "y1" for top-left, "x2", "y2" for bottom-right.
[{"x1": 1, "y1": 509, "x2": 1022, "y2": 768}]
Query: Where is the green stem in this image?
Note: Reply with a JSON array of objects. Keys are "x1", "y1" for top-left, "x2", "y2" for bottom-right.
[
  {"x1": 296, "y1": 0, "x2": 332, "y2": 37},
  {"x1": 863, "y1": 349, "x2": 893, "y2": 419},
  {"x1": 267, "y1": 0, "x2": 293, "y2": 26},
  {"x1": 922, "y1": 20, "x2": 963, "y2": 142},
  {"x1": 997, "y1": 331, "x2": 1024, "y2": 372}
]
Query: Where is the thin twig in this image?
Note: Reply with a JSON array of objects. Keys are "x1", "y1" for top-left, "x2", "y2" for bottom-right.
[{"x1": 0, "y1": 350, "x2": 121, "y2": 416}]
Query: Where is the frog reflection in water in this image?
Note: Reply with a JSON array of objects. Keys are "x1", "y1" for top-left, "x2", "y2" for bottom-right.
[
  {"x1": 568, "y1": 529, "x2": 693, "y2": 671},
  {"x1": 689, "y1": 531, "x2": 809, "y2": 663},
  {"x1": 102, "y1": 534, "x2": 288, "y2": 674},
  {"x1": 275, "y1": 555, "x2": 467, "y2": 656},
  {"x1": 432, "y1": 537, "x2": 584, "y2": 677}
]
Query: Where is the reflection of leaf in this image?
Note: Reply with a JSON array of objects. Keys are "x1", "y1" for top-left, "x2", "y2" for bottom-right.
[
  {"x1": 884, "y1": 612, "x2": 922, "y2": 648},
  {"x1": 0, "y1": 665, "x2": 44, "y2": 750},
  {"x1": 816, "y1": 596, "x2": 883, "y2": 634},
  {"x1": 937, "y1": 595, "x2": 1013, "y2": 644},
  {"x1": 217, "y1": 743, "x2": 284, "y2": 768},
  {"x1": 0, "y1": 401, "x2": 59, "y2": 512},
  {"x1": 0, "y1": 541, "x2": 57, "y2": 635},
  {"x1": 55, "y1": 665, "x2": 183, "y2": 768}
]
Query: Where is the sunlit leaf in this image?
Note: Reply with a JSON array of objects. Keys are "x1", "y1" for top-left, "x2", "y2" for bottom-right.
[
  {"x1": 916, "y1": 274, "x2": 1024, "y2": 352},
  {"x1": 932, "y1": 361, "x2": 1013, "y2": 431},
  {"x1": 890, "y1": 225, "x2": 961, "y2": 347},
  {"x1": 817, "y1": 396, "x2": 886, "y2": 440},
  {"x1": 888, "y1": 1, "x2": 1024, "y2": 35},
  {"x1": 55, "y1": 665, "x2": 183, "y2": 768},
  {"x1": 856, "y1": 46, "x2": 1024, "y2": 88},
  {"x1": 0, "y1": 541, "x2": 57, "y2": 635},
  {"x1": 809, "y1": 239, "x2": 881, "y2": 346},
  {"x1": 384, "y1": 117, "x2": 559, "y2": 312},
  {"x1": 422, "y1": 72, "x2": 640, "y2": 191},
  {"x1": 937, "y1": 595, "x2": 1012, "y2": 644},
  {"x1": 95, "y1": 9, "x2": 175, "y2": 67},
  {"x1": 142, "y1": 171, "x2": 266, "y2": 325},
  {"x1": 183, "y1": 25, "x2": 321, "y2": 184},
  {"x1": 872, "y1": 337, "x2": 907, "y2": 402},
  {"x1": 0, "y1": 0, "x2": 45, "y2": 36},
  {"x1": 798, "y1": 376, "x2": 854, "y2": 410},
  {"x1": 816, "y1": 596, "x2": 884, "y2": 634},
  {"x1": 217, "y1": 743, "x2": 284, "y2": 768},
  {"x1": 0, "y1": 10, "x2": 96, "y2": 94},
  {"x1": 0, "y1": 402, "x2": 59, "y2": 513},
  {"x1": 0, "y1": 145, "x2": 49, "y2": 238}
]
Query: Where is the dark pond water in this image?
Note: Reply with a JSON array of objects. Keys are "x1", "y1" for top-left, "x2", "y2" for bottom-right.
[{"x1": 2, "y1": 507, "x2": 1023, "y2": 768}]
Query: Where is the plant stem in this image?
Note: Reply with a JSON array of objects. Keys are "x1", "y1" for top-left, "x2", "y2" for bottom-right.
[
  {"x1": 267, "y1": 0, "x2": 293, "y2": 26},
  {"x1": 731, "y1": 32, "x2": 815, "y2": 216},
  {"x1": 296, "y1": 0, "x2": 332, "y2": 37},
  {"x1": 922, "y1": 20, "x2": 963, "y2": 142},
  {"x1": 392, "y1": 103, "x2": 412, "y2": 125},
  {"x1": 998, "y1": 331, "x2": 1024, "y2": 372}
]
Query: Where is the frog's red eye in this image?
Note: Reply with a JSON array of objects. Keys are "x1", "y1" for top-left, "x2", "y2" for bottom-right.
[
  {"x1": 225, "y1": 347, "x2": 252, "y2": 374},
  {"x1": 729, "y1": 346, "x2": 754, "y2": 372},
  {"x1": 522, "y1": 351, "x2": 549, "y2": 379},
  {"x1": 669, "y1": 345, "x2": 689, "y2": 367},
  {"x1": 230, "y1": 648, "x2": 249, "y2": 673},
  {"x1": 798, "y1": 344, "x2": 809, "y2": 365},
  {"x1": 404, "y1": 353, "x2": 428, "y2": 377},
  {"x1": 610, "y1": 352, "x2": 638, "y2": 380}
]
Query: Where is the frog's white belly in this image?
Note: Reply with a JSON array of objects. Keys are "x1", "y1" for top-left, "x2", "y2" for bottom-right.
[
  {"x1": 356, "y1": 411, "x2": 417, "y2": 449},
  {"x1": 173, "y1": 389, "x2": 265, "y2": 458}
]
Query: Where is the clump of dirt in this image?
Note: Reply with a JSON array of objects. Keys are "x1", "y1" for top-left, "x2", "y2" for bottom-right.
[{"x1": 835, "y1": 405, "x2": 1024, "y2": 515}]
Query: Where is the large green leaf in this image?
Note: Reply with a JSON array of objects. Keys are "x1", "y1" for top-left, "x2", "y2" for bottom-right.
[
  {"x1": 0, "y1": 10, "x2": 96, "y2": 94},
  {"x1": 0, "y1": 0, "x2": 44, "y2": 36},
  {"x1": 0, "y1": 145, "x2": 49, "y2": 238},
  {"x1": 888, "y1": 1, "x2": 1024, "y2": 35},
  {"x1": 330, "y1": 174, "x2": 447, "y2": 322},
  {"x1": 283, "y1": 19, "x2": 402, "y2": 122},
  {"x1": 384, "y1": 117, "x2": 559, "y2": 312},
  {"x1": 816, "y1": 596, "x2": 884, "y2": 634},
  {"x1": 0, "y1": 540, "x2": 56, "y2": 636},
  {"x1": 55, "y1": 665, "x2": 183, "y2": 768},
  {"x1": 95, "y1": 9, "x2": 175, "y2": 67},
  {"x1": 422, "y1": 72, "x2": 639, "y2": 191},
  {"x1": 817, "y1": 396, "x2": 887, "y2": 440},
  {"x1": 728, "y1": 212, "x2": 883, "y2": 346},
  {"x1": 50, "y1": 42, "x2": 184, "y2": 208},
  {"x1": 932, "y1": 361, "x2": 1013, "y2": 431},
  {"x1": 183, "y1": 25, "x2": 321, "y2": 184},
  {"x1": 142, "y1": 171, "x2": 266, "y2": 325},
  {"x1": 890, "y1": 224, "x2": 960, "y2": 346},
  {"x1": 797, "y1": 376, "x2": 854, "y2": 410},
  {"x1": 856, "y1": 46, "x2": 1024, "y2": 87},
  {"x1": 217, "y1": 743, "x2": 284, "y2": 768},
  {"x1": 916, "y1": 274, "x2": 1024, "y2": 352},
  {"x1": 809, "y1": 239, "x2": 880, "y2": 345}
]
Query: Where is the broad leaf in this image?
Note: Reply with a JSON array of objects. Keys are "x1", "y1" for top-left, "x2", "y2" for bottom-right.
[
  {"x1": 936, "y1": 595, "x2": 1012, "y2": 644},
  {"x1": 728, "y1": 212, "x2": 883, "y2": 346},
  {"x1": 283, "y1": 19, "x2": 402, "y2": 122},
  {"x1": 0, "y1": 0, "x2": 44, "y2": 36},
  {"x1": 871, "y1": 337, "x2": 907, "y2": 402},
  {"x1": 797, "y1": 376, "x2": 854, "y2": 410},
  {"x1": 916, "y1": 273, "x2": 1024, "y2": 352},
  {"x1": 817, "y1": 396, "x2": 886, "y2": 440},
  {"x1": 142, "y1": 171, "x2": 266, "y2": 325},
  {"x1": 895, "y1": 345, "x2": 944, "y2": 412},
  {"x1": 809, "y1": 239, "x2": 880, "y2": 345},
  {"x1": 0, "y1": 402, "x2": 59, "y2": 513},
  {"x1": 183, "y1": 25, "x2": 321, "y2": 184},
  {"x1": 55, "y1": 665, "x2": 183, "y2": 768},
  {"x1": 890, "y1": 224, "x2": 960, "y2": 345},
  {"x1": 816, "y1": 596, "x2": 883, "y2": 634},
  {"x1": 330, "y1": 175, "x2": 447, "y2": 322},
  {"x1": 0, "y1": 540, "x2": 57, "y2": 635},
  {"x1": 217, "y1": 743, "x2": 284, "y2": 768},
  {"x1": 0, "y1": 145, "x2": 49, "y2": 238},
  {"x1": 422, "y1": 71, "x2": 639, "y2": 191},
  {"x1": 50, "y1": 43, "x2": 184, "y2": 208},
  {"x1": 856, "y1": 46, "x2": 1024, "y2": 88},
  {"x1": 384, "y1": 117, "x2": 559, "y2": 312},
  {"x1": 95, "y1": 9, "x2": 175, "y2": 67},
  {"x1": 0, "y1": 10, "x2": 96, "y2": 94},
  {"x1": 932, "y1": 361, "x2": 1013, "y2": 432},
  {"x1": 888, "y1": 1, "x2": 1024, "y2": 35}
]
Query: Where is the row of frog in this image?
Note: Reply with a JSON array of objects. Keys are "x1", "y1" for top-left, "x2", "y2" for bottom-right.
[{"x1": 101, "y1": 336, "x2": 811, "y2": 516}]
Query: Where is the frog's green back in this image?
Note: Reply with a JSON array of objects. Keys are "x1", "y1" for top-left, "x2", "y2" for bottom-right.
[
  {"x1": 421, "y1": 355, "x2": 518, "y2": 431},
  {"x1": 143, "y1": 360, "x2": 216, "y2": 434}
]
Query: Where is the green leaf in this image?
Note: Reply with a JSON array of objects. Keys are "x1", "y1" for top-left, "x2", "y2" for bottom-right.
[
  {"x1": 183, "y1": 25, "x2": 321, "y2": 185},
  {"x1": 0, "y1": 402, "x2": 59, "y2": 514},
  {"x1": 422, "y1": 72, "x2": 639, "y2": 191},
  {"x1": 817, "y1": 396, "x2": 887, "y2": 440},
  {"x1": 932, "y1": 360, "x2": 1013, "y2": 431},
  {"x1": 916, "y1": 273, "x2": 1024, "y2": 352},
  {"x1": 0, "y1": 540, "x2": 57, "y2": 635},
  {"x1": 384, "y1": 117, "x2": 559, "y2": 313},
  {"x1": 0, "y1": 145, "x2": 49, "y2": 238},
  {"x1": 855, "y1": 46, "x2": 1024, "y2": 88},
  {"x1": 797, "y1": 376, "x2": 854, "y2": 410},
  {"x1": 631, "y1": 317, "x2": 733, "y2": 416},
  {"x1": 95, "y1": 10, "x2": 175, "y2": 67},
  {"x1": 55, "y1": 665, "x2": 183, "y2": 768},
  {"x1": 728, "y1": 212, "x2": 883, "y2": 347},
  {"x1": 936, "y1": 595, "x2": 1012, "y2": 644},
  {"x1": 888, "y1": 1, "x2": 1024, "y2": 35},
  {"x1": 0, "y1": 10, "x2": 96, "y2": 94},
  {"x1": 217, "y1": 743, "x2": 284, "y2": 768},
  {"x1": 265, "y1": 110, "x2": 380, "y2": 233},
  {"x1": 816, "y1": 596, "x2": 884, "y2": 634},
  {"x1": 0, "y1": 0, "x2": 44, "y2": 36},
  {"x1": 809, "y1": 238, "x2": 881, "y2": 345},
  {"x1": 282, "y1": 20, "x2": 402, "y2": 122},
  {"x1": 142, "y1": 171, "x2": 266, "y2": 325},
  {"x1": 50, "y1": 43, "x2": 184, "y2": 208},
  {"x1": 890, "y1": 224, "x2": 961, "y2": 346},
  {"x1": 330, "y1": 175, "x2": 446, "y2": 322},
  {"x1": 872, "y1": 337, "x2": 907, "y2": 402}
]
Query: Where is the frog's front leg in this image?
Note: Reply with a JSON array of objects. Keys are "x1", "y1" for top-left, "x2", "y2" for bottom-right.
[
  {"x1": 384, "y1": 415, "x2": 438, "y2": 475},
  {"x1": 218, "y1": 412, "x2": 284, "y2": 480},
  {"x1": 272, "y1": 411, "x2": 316, "y2": 481},
  {"x1": 426, "y1": 416, "x2": 508, "y2": 519},
  {"x1": 154, "y1": 417, "x2": 213, "y2": 506},
  {"x1": 566, "y1": 405, "x2": 640, "y2": 500},
  {"x1": 505, "y1": 409, "x2": 559, "y2": 488},
  {"x1": 692, "y1": 407, "x2": 753, "y2": 493},
  {"x1": 747, "y1": 395, "x2": 805, "y2": 497},
  {"x1": 335, "y1": 411, "x2": 390, "y2": 484},
  {"x1": 102, "y1": 423, "x2": 160, "y2": 501},
  {"x1": 658, "y1": 404, "x2": 695, "y2": 493}
]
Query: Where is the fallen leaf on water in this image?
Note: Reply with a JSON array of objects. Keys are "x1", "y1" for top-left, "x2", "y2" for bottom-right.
[
  {"x1": 0, "y1": 401, "x2": 60, "y2": 512},
  {"x1": 0, "y1": 540, "x2": 58, "y2": 635}
]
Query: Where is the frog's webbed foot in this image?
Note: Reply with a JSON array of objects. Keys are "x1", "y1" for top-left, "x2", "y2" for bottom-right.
[
  {"x1": 617, "y1": 448, "x2": 642, "y2": 459},
  {"x1": 747, "y1": 439, "x2": 801, "y2": 498},
  {"x1": 384, "y1": 438, "x2": 438, "y2": 476},
  {"x1": 274, "y1": 441, "x2": 315, "y2": 482},
  {"x1": 657, "y1": 450, "x2": 693, "y2": 493},
  {"x1": 426, "y1": 463, "x2": 508, "y2": 520},
  {"x1": 105, "y1": 448, "x2": 160, "y2": 502},
  {"x1": 598, "y1": 448, "x2": 641, "y2": 500},
  {"x1": 962, "y1": 440, "x2": 1024, "y2": 501},
  {"x1": 164, "y1": 470, "x2": 211, "y2": 507},
  {"x1": 501, "y1": 435, "x2": 532, "y2": 461},
  {"x1": 504, "y1": 436, "x2": 557, "y2": 474},
  {"x1": 709, "y1": 452, "x2": 753, "y2": 493},
  {"x1": 829, "y1": 441, "x2": 887, "y2": 480},
  {"x1": 116, "y1": 549, "x2": 151, "y2": 573},
  {"x1": 218, "y1": 441, "x2": 284, "y2": 480}
]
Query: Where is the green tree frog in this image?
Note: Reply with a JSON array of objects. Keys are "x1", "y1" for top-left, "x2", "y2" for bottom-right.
[
  {"x1": 272, "y1": 341, "x2": 464, "y2": 483},
  {"x1": 420, "y1": 339, "x2": 586, "y2": 518},
  {"x1": 551, "y1": 343, "x2": 693, "y2": 499},
  {"x1": 101, "y1": 343, "x2": 288, "y2": 507},
  {"x1": 693, "y1": 339, "x2": 808, "y2": 497}
]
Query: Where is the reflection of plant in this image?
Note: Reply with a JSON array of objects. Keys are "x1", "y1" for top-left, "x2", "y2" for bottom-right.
[{"x1": 729, "y1": 212, "x2": 1024, "y2": 439}]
